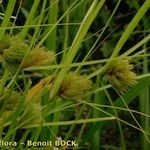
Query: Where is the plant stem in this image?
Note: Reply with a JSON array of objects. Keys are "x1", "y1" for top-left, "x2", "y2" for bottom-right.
[
  {"x1": 29, "y1": 0, "x2": 47, "y2": 49},
  {"x1": 0, "y1": 0, "x2": 16, "y2": 41},
  {"x1": 0, "y1": 69, "x2": 9, "y2": 93},
  {"x1": 20, "y1": 0, "x2": 40, "y2": 40},
  {"x1": 49, "y1": 0, "x2": 105, "y2": 99},
  {"x1": 46, "y1": 0, "x2": 59, "y2": 51},
  {"x1": 92, "y1": 76, "x2": 104, "y2": 150}
]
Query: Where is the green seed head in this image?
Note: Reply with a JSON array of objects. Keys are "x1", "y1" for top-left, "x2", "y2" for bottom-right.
[
  {"x1": 106, "y1": 58, "x2": 137, "y2": 93},
  {"x1": 0, "y1": 34, "x2": 28, "y2": 72},
  {"x1": 21, "y1": 46, "x2": 55, "y2": 68},
  {"x1": 59, "y1": 73, "x2": 92, "y2": 100}
]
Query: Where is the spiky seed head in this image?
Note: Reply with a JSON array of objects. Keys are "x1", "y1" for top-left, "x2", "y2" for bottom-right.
[
  {"x1": 0, "y1": 34, "x2": 28, "y2": 72},
  {"x1": 59, "y1": 73, "x2": 92, "y2": 100},
  {"x1": 106, "y1": 58, "x2": 137, "y2": 93},
  {"x1": 21, "y1": 46, "x2": 55, "y2": 68}
]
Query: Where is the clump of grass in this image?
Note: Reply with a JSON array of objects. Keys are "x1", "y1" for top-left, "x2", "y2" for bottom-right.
[{"x1": 0, "y1": 0, "x2": 150, "y2": 150}]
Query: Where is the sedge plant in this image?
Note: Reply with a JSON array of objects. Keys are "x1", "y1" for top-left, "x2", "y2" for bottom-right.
[{"x1": 0, "y1": 0, "x2": 150, "y2": 150}]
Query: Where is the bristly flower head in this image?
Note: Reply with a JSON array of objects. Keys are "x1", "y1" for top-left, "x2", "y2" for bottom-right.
[
  {"x1": 0, "y1": 34, "x2": 28, "y2": 72},
  {"x1": 59, "y1": 73, "x2": 92, "y2": 100},
  {"x1": 21, "y1": 46, "x2": 55, "y2": 68},
  {"x1": 106, "y1": 58, "x2": 137, "y2": 93}
]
